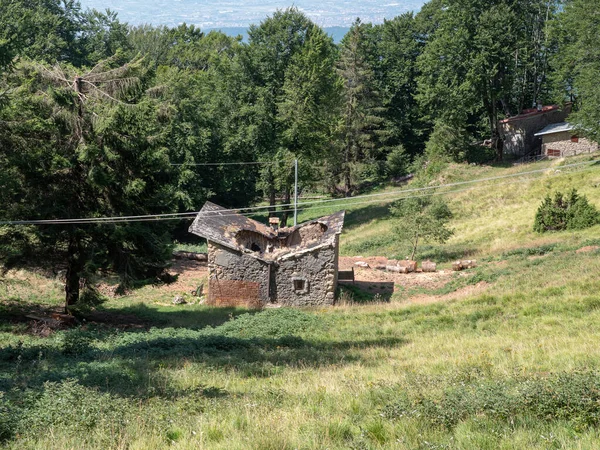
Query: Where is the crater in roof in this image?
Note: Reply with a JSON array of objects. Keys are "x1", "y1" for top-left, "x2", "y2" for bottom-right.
[{"x1": 189, "y1": 202, "x2": 344, "y2": 261}]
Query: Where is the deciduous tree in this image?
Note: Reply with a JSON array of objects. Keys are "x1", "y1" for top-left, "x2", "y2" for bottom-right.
[{"x1": 391, "y1": 196, "x2": 454, "y2": 260}]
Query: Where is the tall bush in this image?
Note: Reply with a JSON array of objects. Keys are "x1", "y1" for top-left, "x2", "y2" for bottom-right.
[{"x1": 533, "y1": 189, "x2": 599, "y2": 232}]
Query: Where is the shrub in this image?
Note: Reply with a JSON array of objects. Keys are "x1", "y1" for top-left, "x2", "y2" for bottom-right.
[
  {"x1": 0, "y1": 392, "x2": 19, "y2": 442},
  {"x1": 534, "y1": 189, "x2": 599, "y2": 233},
  {"x1": 465, "y1": 144, "x2": 496, "y2": 164},
  {"x1": 212, "y1": 308, "x2": 321, "y2": 339},
  {"x1": 60, "y1": 329, "x2": 94, "y2": 355},
  {"x1": 19, "y1": 380, "x2": 130, "y2": 438}
]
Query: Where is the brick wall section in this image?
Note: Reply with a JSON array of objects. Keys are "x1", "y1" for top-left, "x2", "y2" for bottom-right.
[
  {"x1": 207, "y1": 241, "x2": 270, "y2": 307},
  {"x1": 207, "y1": 279, "x2": 262, "y2": 308},
  {"x1": 542, "y1": 132, "x2": 599, "y2": 157}
]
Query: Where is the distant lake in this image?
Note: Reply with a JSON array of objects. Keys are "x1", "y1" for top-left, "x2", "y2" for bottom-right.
[{"x1": 78, "y1": 0, "x2": 424, "y2": 30}]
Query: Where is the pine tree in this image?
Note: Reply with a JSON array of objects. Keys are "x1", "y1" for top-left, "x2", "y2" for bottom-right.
[
  {"x1": 0, "y1": 58, "x2": 182, "y2": 308},
  {"x1": 245, "y1": 8, "x2": 339, "y2": 217},
  {"x1": 336, "y1": 19, "x2": 385, "y2": 195}
]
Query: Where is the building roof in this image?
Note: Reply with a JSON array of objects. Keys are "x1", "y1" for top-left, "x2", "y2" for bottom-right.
[
  {"x1": 534, "y1": 122, "x2": 575, "y2": 137},
  {"x1": 499, "y1": 104, "x2": 562, "y2": 124},
  {"x1": 189, "y1": 202, "x2": 345, "y2": 262}
]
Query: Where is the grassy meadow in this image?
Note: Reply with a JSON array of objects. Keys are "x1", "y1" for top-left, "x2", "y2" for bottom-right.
[{"x1": 3, "y1": 156, "x2": 600, "y2": 448}]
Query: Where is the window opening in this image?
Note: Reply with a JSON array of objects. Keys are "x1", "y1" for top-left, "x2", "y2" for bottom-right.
[
  {"x1": 250, "y1": 243, "x2": 261, "y2": 252},
  {"x1": 292, "y1": 276, "x2": 309, "y2": 294}
]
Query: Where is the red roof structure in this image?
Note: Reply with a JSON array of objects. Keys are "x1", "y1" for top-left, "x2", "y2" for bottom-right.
[{"x1": 499, "y1": 105, "x2": 562, "y2": 124}]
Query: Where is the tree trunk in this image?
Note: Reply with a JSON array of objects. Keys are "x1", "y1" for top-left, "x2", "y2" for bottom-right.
[
  {"x1": 410, "y1": 232, "x2": 419, "y2": 261},
  {"x1": 344, "y1": 144, "x2": 352, "y2": 197},
  {"x1": 65, "y1": 238, "x2": 82, "y2": 310},
  {"x1": 486, "y1": 102, "x2": 503, "y2": 162}
]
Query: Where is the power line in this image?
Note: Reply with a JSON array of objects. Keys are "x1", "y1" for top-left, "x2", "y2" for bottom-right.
[
  {"x1": 1, "y1": 159, "x2": 596, "y2": 225},
  {"x1": 175, "y1": 159, "x2": 600, "y2": 217},
  {"x1": 1, "y1": 160, "x2": 593, "y2": 225},
  {"x1": 253, "y1": 165, "x2": 598, "y2": 218},
  {"x1": 194, "y1": 158, "x2": 596, "y2": 216},
  {"x1": 170, "y1": 161, "x2": 277, "y2": 166},
  {"x1": 292, "y1": 159, "x2": 598, "y2": 210}
]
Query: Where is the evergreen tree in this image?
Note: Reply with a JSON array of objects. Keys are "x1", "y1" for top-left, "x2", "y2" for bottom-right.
[
  {"x1": 0, "y1": 58, "x2": 182, "y2": 308},
  {"x1": 336, "y1": 19, "x2": 385, "y2": 195},
  {"x1": 375, "y1": 13, "x2": 425, "y2": 157}
]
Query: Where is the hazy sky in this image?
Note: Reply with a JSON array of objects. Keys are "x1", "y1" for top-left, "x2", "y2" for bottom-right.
[{"x1": 78, "y1": 0, "x2": 425, "y2": 29}]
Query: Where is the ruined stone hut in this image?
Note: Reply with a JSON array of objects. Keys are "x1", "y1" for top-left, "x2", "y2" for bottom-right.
[
  {"x1": 189, "y1": 202, "x2": 345, "y2": 308},
  {"x1": 534, "y1": 122, "x2": 598, "y2": 158}
]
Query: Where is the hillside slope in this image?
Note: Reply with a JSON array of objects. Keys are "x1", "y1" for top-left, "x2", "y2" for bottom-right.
[{"x1": 296, "y1": 154, "x2": 600, "y2": 260}]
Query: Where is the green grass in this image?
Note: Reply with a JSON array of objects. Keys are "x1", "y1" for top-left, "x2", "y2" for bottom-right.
[
  {"x1": 4, "y1": 156, "x2": 600, "y2": 448},
  {"x1": 174, "y1": 240, "x2": 208, "y2": 254},
  {"x1": 302, "y1": 154, "x2": 600, "y2": 261}
]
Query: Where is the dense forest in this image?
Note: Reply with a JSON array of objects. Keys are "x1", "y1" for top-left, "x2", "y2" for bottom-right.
[{"x1": 0, "y1": 0, "x2": 598, "y2": 305}]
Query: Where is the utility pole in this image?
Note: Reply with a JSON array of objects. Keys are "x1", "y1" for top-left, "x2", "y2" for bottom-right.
[{"x1": 294, "y1": 159, "x2": 298, "y2": 226}]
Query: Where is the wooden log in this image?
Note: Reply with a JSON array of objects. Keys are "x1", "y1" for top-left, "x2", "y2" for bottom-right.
[
  {"x1": 386, "y1": 265, "x2": 401, "y2": 273},
  {"x1": 173, "y1": 251, "x2": 208, "y2": 262},
  {"x1": 398, "y1": 260, "x2": 417, "y2": 273},
  {"x1": 421, "y1": 261, "x2": 437, "y2": 273},
  {"x1": 50, "y1": 312, "x2": 77, "y2": 325},
  {"x1": 452, "y1": 260, "x2": 477, "y2": 271},
  {"x1": 461, "y1": 260, "x2": 477, "y2": 269}
]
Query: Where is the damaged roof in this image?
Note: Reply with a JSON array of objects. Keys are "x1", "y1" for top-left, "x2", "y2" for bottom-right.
[{"x1": 188, "y1": 201, "x2": 345, "y2": 261}]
